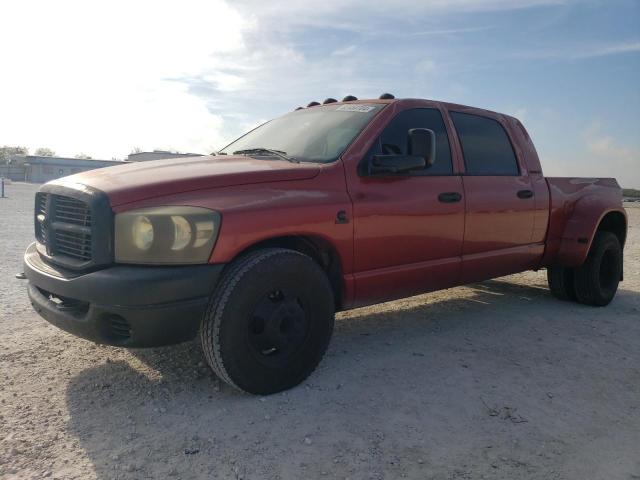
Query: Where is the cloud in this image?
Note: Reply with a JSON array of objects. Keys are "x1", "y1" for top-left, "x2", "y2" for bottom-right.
[
  {"x1": 510, "y1": 41, "x2": 640, "y2": 61},
  {"x1": 331, "y1": 45, "x2": 358, "y2": 57},
  {"x1": 0, "y1": 0, "x2": 636, "y2": 166},
  {"x1": 511, "y1": 107, "x2": 528, "y2": 122},
  {"x1": 585, "y1": 130, "x2": 640, "y2": 188},
  {"x1": 584, "y1": 123, "x2": 639, "y2": 163},
  {"x1": 561, "y1": 123, "x2": 640, "y2": 188},
  {"x1": 0, "y1": 0, "x2": 248, "y2": 158},
  {"x1": 233, "y1": 0, "x2": 565, "y2": 21},
  {"x1": 573, "y1": 41, "x2": 640, "y2": 59},
  {"x1": 409, "y1": 26, "x2": 496, "y2": 36}
]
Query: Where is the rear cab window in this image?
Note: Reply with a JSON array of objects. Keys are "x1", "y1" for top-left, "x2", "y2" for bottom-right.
[{"x1": 450, "y1": 112, "x2": 519, "y2": 176}]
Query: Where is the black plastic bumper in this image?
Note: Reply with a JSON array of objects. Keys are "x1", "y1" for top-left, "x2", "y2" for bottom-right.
[{"x1": 24, "y1": 242, "x2": 224, "y2": 347}]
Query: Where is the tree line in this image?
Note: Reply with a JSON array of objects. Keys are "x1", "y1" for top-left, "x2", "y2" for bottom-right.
[{"x1": 1, "y1": 146, "x2": 94, "y2": 164}]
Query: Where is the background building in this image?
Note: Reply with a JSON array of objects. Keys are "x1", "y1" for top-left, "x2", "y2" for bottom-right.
[
  {"x1": 0, "y1": 150, "x2": 205, "y2": 184},
  {"x1": 127, "y1": 150, "x2": 203, "y2": 162},
  {"x1": 1, "y1": 156, "x2": 126, "y2": 183}
]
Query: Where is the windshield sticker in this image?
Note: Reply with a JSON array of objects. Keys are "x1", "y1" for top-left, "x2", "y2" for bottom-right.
[{"x1": 336, "y1": 104, "x2": 376, "y2": 113}]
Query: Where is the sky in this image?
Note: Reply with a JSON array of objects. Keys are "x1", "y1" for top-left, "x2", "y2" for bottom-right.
[{"x1": 1, "y1": 0, "x2": 638, "y2": 186}]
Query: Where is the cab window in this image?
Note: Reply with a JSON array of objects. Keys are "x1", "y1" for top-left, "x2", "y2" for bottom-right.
[
  {"x1": 450, "y1": 112, "x2": 519, "y2": 176},
  {"x1": 366, "y1": 108, "x2": 453, "y2": 175}
]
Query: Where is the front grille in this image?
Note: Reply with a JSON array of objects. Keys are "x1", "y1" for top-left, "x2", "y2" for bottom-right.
[
  {"x1": 35, "y1": 192, "x2": 93, "y2": 263},
  {"x1": 34, "y1": 184, "x2": 112, "y2": 271}
]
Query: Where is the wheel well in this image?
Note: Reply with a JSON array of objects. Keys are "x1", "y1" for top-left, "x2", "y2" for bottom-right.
[
  {"x1": 233, "y1": 236, "x2": 345, "y2": 311},
  {"x1": 597, "y1": 211, "x2": 627, "y2": 248}
]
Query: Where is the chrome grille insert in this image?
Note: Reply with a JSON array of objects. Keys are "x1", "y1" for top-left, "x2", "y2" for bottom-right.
[
  {"x1": 53, "y1": 196, "x2": 92, "y2": 226},
  {"x1": 53, "y1": 230, "x2": 92, "y2": 260},
  {"x1": 35, "y1": 192, "x2": 48, "y2": 244}
]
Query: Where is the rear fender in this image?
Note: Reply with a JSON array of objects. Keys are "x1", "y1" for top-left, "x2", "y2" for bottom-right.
[{"x1": 556, "y1": 195, "x2": 626, "y2": 267}]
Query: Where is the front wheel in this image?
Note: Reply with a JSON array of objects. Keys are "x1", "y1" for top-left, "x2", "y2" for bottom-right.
[
  {"x1": 574, "y1": 231, "x2": 623, "y2": 306},
  {"x1": 201, "y1": 248, "x2": 335, "y2": 395}
]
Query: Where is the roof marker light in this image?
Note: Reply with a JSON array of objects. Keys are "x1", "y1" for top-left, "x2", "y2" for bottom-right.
[
  {"x1": 379, "y1": 93, "x2": 395, "y2": 99},
  {"x1": 342, "y1": 95, "x2": 358, "y2": 102}
]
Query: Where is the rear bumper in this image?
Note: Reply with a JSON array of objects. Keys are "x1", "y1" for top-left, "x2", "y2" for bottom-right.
[{"x1": 24, "y1": 242, "x2": 224, "y2": 347}]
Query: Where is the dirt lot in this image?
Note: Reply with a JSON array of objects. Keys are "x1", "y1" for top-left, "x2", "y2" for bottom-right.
[{"x1": 1, "y1": 182, "x2": 639, "y2": 480}]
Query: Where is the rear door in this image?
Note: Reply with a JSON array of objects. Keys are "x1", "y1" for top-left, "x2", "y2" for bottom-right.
[
  {"x1": 348, "y1": 107, "x2": 465, "y2": 305},
  {"x1": 449, "y1": 111, "x2": 539, "y2": 283}
]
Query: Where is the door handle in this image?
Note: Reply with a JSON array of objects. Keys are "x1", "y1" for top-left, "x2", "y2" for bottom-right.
[
  {"x1": 438, "y1": 192, "x2": 462, "y2": 203},
  {"x1": 517, "y1": 189, "x2": 534, "y2": 199}
]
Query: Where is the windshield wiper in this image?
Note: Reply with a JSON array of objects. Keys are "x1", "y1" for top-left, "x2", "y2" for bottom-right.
[{"x1": 233, "y1": 148, "x2": 298, "y2": 163}]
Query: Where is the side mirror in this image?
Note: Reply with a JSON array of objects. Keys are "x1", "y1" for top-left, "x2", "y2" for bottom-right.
[
  {"x1": 367, "y1": 128, "x2": 436, "y2": 175},
  {"x1": 408, "y1": 128, "x2": 436, "y2": 167}
]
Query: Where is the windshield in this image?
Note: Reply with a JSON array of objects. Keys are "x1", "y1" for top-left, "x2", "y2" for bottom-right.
[{"x1": 220, "y1": 103, "x2": 384, "y2": 163}]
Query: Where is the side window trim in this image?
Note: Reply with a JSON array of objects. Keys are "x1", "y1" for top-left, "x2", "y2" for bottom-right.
[
  {"x1": 449, "y1": 110, "x2": 522, "y2": 177},
  {"x1": 439, "y1": 105, "x2": 466, "y2": 175}
]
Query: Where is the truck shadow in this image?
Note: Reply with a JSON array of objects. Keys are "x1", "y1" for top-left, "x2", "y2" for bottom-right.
[{"x1": 64, "y1": 278, "x2": 640, "y2": 479}]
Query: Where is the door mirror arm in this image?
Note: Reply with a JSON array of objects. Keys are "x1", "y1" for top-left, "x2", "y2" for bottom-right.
[{"x1": 369, "y1": 155, "x2": 426, "y2": 175}]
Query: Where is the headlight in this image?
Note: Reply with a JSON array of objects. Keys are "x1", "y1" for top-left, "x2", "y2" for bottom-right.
[
  {"x1": 132, "y1": 215, "x2": 154, "y2": 251},
  {"x1": 115, "y1": 206, "x2": 221, "y2": 264}
]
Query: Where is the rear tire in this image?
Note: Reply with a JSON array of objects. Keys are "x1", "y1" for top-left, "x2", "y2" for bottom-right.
[
  {"x1": 200, "y1": 248, "x2": 335, "y2": 395},
  {"x1": 547, "y1": 265, "x2": 577, "y2": 301},
  {"x1": 574, "y1": 231, "x2": 622, "y2": 306}
]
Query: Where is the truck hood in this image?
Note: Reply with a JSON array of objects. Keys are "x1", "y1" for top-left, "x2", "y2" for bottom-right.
[{"x1": 54, "y1": 155, "x2": 321, "y2": 207}]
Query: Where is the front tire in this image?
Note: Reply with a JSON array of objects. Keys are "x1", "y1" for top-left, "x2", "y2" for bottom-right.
[
  {"x1": 201, "y1": 248, "x2": 335, "y2": 395},
  {"x1": 574, "y1": 231, "x2": 622, "y2": 306}
]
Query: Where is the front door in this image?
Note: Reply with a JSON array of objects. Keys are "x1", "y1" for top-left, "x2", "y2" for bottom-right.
[{"x1": 347, "y1": 107, "x2": 465, "y2": 306}]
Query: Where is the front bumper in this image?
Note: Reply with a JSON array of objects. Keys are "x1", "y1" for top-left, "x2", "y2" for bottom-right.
[{"x1": 24, "y1": 242, "x2": 224, "y2": 347}]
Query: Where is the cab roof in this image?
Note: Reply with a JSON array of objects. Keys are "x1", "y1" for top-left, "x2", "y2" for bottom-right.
[{"x1": 299, "y1": 96, "x2": 516, "y2": 122}]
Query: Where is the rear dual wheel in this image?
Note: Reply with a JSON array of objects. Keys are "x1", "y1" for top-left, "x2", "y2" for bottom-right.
[
  {"x1": 547, "y1": 265, "x2": 577, "y2": 301},
  {"x1": 547, "y1": 231, "x2": 622, "y2": 307},
  {"x1": 200, "y1": 248, "x2": 335, "y2": 395}
]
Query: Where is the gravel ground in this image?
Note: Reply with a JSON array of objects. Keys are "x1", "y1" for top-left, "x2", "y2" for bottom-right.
[{"x1": 1, "y1": 181, "x2": 639, "y2": 480}]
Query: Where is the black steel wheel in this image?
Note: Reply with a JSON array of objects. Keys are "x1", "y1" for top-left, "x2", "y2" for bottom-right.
[
  {"x1": 248, "y1": 288, "x2": 311, "y2": 367},
  {"x1": 201, "y1": 248, "x2": 335, "y2": 394},
  {"x1": 574, "y1": 231, "x2": 622, "y2": 306}
]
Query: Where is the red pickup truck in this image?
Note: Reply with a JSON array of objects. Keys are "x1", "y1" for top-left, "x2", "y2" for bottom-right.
[{"x1": 24, "y1": 95, "x2": 627, "y2": 394}]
